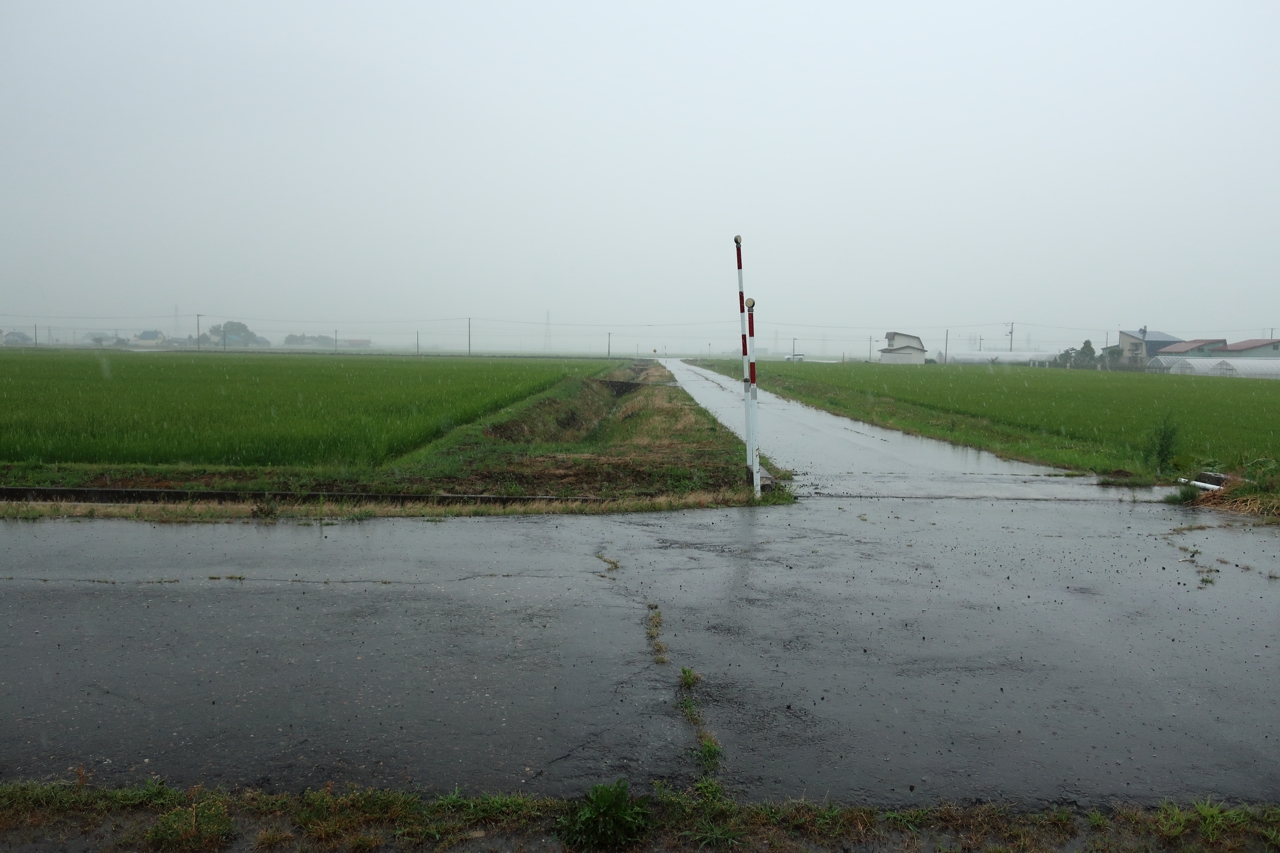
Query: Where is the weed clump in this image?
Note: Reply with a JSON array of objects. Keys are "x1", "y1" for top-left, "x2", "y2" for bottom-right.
[
  {"x1": 695, "y1": 732, "x2": 723, "y2": 772},
  {"x1": 1155, "y1": 801, "x2": 1190, "y2": 840},
  {"x1": 250, "y1": 499, "x2": 278, "y2": 520},
  {"x1": 681, "y1": 816, "x2": 744, "y2": 849},
  {"x1": 1145, "y1": 413, "x2": 1180, "y2": 474},
  {"x1": 645, "y1": 607, "x2": 668, "y2": 664},
  {"x1": 144, "y1": 796, "x2": 236, "y2": 851},
  {"x1": 556, "y1": 780, "x2": 652, "y2": 851},
  {"x1": 1164, "y1": 483, "x2": 1202, "y2": 505}
]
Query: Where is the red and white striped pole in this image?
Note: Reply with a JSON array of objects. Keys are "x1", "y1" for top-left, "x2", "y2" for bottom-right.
[
  {"x1": 736, "y1": 236, "x2": 749, "y2": 392},
  {"x1": 735, "y1": 235, "x2": 760, "y2": 495},
  {"x1": 746, "y1": 296, "x2": 761, "y2": 496}
]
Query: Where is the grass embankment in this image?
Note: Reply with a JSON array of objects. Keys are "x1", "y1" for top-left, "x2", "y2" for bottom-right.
[
  {"x1": 695, "y1": 360, "x2": 1279, "y2": 514},
  {"x1": 0, "y1": 352, "x2": 789, "y2": 514},
  {"x1": 2, "y1": 778, "x2": 1277, "y2": 853}
]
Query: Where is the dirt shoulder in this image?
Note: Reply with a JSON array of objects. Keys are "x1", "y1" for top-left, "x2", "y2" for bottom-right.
[{"x1": 2, "y1": 780, "x2": 1276, "y2": 853}]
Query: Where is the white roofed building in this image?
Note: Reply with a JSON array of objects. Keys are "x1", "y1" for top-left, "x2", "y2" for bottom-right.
[{"x1": 880, "y1": 332, "x2": 927, "y2": 365}]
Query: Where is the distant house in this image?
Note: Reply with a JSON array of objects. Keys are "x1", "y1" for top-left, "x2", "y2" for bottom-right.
[
  {"x1": 880, "y1": 332, "x2": 927, "y2": 365},
  {"x1": 1211, "y1": 339, "x2": 1280, "y2": 358},
  {"x1": 1156, "y1": 339, "x2": 1226, "y2": 358},
  {"x1": 1118, "y1": 329, "x2": 1182, "y2": 364},
  {"x1": 3, "y1": 330, "x2": 33, "y2": 346},
  {"x1": 134, "y1": 330, "x2": 166, "y2": 346}
]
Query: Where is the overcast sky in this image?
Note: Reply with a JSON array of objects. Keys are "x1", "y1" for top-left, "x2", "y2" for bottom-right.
[{"x1": 2, "y1": 2, "x2": 1278, "y2": 354}]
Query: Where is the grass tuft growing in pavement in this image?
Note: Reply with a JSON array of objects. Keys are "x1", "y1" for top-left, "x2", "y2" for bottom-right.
[{"x1": 678, "y1": 696, "x2": 703, "y2": 724}]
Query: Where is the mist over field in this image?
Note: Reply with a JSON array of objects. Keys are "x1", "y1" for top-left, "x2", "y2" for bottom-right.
[{"x1": 2, "y1": 2, "x2": 1278, "y2": 354}]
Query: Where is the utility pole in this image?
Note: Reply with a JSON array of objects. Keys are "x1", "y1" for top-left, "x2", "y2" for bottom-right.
[
  {"x1": 944, "y1": 329, "x2": 949, "y2": 365},
  {"x1": 467, "y1": 318, "x2": 471, "y2": 355},
  {"x1": 1007, "y1": 322, "x2": 1014, "y2": 352},
  {"x1": 979, "y1": 335, "x2": 983, "y2": 352},
  {"x1": 197, "y1": 315, "x2": 203, "y2": 350},
  {"x1": 868, "y1": 336, "x2": 872, "y2": 360},
  {"x1": 34, "y1": 324, "x2": 37, "y2": 347},
  {"x1": 792, "y1": 338, "x2": 797, "y2": 359},
  {"x1": 607, "y1": 332, "x2": 611, "y2": 358},
  {"x1": 416, "y1": 331, "x2": 419, "y2": 355},
  {"x1": 334, "y1": 330, "x2": 338, "y2": 354}
]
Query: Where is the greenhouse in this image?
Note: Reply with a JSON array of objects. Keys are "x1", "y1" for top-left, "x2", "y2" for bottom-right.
[
  {"x1": 1144, "y1": 356, "x2": 1280, "y2": 378},
  {"x1": 1146, "y1": 356, "x2": 1217, "y2": 375},
  {"x1": 1208, "y1": 358, "x2": 1280, "y2": 379}
]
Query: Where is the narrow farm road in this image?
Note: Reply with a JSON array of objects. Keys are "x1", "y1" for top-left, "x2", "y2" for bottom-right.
[{"x1": 661, "y1": 359, "x2": 1114, "y2": 500}]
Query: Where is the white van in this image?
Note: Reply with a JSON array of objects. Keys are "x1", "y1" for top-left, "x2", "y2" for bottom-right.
[{"x1": 784, "y1": 353, "x2": 805, "y2": 362}]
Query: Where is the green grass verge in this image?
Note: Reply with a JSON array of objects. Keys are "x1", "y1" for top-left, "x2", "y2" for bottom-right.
[
  {"x1": 2, "y1": 779, "x2": 1277, "y2": 852},
  {"x1": 694, "y1": 359, "x2": 1279, "y2": 482}
]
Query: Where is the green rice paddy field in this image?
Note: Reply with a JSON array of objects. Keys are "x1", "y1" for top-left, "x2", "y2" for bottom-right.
[
  {"x1": 0, "y1": 351, "x2": 767, "y2": 506},
  {"x1": 700, "y1": 360, "x2": 1279, "y2": 477},
  {"x1": 0, "y1": 350, "x2": 602, "y2": 467}
]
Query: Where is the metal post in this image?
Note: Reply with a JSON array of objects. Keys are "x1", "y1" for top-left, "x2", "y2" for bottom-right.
[
  {"x1": 944, "y1": 330, "x2": 949, "y2": 365},
  {"x1": 334, "y1": 330, "x2": 337, "y2": 354},
  {"x1": 197, "y1": 315, "x2": 202, "y2": 350},
  {"x1": 735, "y1": 236, "x2": 755, "y2": 484},
  {"x1": 416, "y1": 331, "x2": 419, "y2": 355},
  {"x1": 468, "y1": 318, "x2": 471, "y2": 355},
  {"x1": 746, "y1": 298, "x2": 761, "y2": 497}
]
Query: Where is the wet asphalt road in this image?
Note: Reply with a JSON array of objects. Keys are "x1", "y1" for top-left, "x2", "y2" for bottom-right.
[{"x1": 2, "y1": 364, "x2": 1278, "y2": 805}]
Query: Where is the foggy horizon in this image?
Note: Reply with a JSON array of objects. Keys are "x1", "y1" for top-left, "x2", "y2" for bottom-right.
[{"x1": 3, "y1": 2, "x2": 1278, "y2": 355}]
